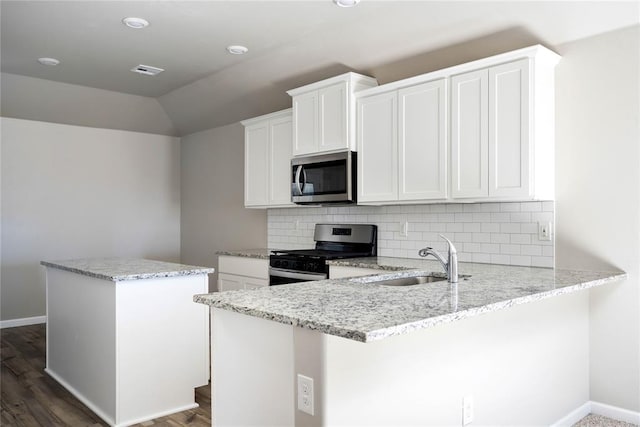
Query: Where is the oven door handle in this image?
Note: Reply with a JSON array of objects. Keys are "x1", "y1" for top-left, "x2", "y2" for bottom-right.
[{"x1": 269, "y1": 267, "x2": 327, "y2": 281}]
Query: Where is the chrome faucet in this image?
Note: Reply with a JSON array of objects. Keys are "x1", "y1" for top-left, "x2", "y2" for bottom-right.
[{"x1": 418, "y1": 234, "x2": 458, "y2": 283}]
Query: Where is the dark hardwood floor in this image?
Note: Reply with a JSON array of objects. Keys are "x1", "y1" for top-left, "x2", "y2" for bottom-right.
[{"x1": 1, "y1": 324, "x2": 211, "y2": 426}]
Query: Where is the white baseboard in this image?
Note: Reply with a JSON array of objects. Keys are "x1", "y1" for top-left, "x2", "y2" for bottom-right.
[
  {"x1": 551, "y1": 401, "x2": 640, "y2": 426},
  {"x1": 0, "y1": 315, "x2": 46, "y2": 329},
  {"x1": 550, "y1": 402, "x2": 592, "y2": 427},
  {"x1": 591, "y1": 401, "x2": 640, "y2": 425}
]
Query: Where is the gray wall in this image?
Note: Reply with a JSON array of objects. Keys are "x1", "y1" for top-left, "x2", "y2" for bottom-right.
[
  {"x1": 180, "y1": 123, "x2": 267, "y2": 291},
  {"x1": 0, "y1": 117, "x2": 181, "y2": 322},
  {"x1": 1, "y1": 73, "x2": 177, "y2": 136},
  {"x1": 555, "y1": 25, "x2": 640, "y2": 412}
]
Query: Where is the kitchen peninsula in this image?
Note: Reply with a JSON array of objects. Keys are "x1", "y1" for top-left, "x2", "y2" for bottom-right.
[
  {"x1": 42, "y1": 258, "x2": 214, "y2": 427},
  {"x1": 195, "y1": 258, "x2": 624, "y2": 426}
]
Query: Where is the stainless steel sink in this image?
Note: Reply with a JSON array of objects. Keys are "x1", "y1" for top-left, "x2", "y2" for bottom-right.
[{"x1": 374, "y1": 274, "x2": 447, "y2": 286}]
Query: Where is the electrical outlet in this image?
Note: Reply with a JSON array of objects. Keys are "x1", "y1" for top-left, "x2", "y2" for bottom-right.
[
  {"x1": 538, "y1": 221, "x2": 552, "y2": 241},
  {"x1": 462, "y1": 395, "x2": 473, "y2": 425},
  {"x1": 297, "y1": 374, "x2": 314, "y2": 416}
]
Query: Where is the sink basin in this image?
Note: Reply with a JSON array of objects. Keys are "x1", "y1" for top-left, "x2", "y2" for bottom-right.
[{"x1": 374, "y1": 274, "x2": 447, "y2": 286}]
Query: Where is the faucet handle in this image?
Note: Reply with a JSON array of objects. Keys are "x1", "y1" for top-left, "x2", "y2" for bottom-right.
[
  {"x1": 418, "y1": 247, "x2": 432, "y2": 258},
  {"x1": 438, "y1": 234, "x2": 457, "y2": 254}
]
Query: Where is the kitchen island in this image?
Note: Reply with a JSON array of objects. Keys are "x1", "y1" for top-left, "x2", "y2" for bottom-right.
[
  {"x1": 42, "y1": 258, "x2": 214, "y2": 427},
  {"x1": 195, "y1": 258, "x2": 625, "y2": 426}
]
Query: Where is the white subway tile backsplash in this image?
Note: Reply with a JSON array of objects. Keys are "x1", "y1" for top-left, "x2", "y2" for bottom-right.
[
  {"x1": 491, "y1": 212, "x2": 511, "y2": 222},
  {"x1": 445, "y1": 223, "x2": 465, "y2": 233},
  {"x1": 463, "y1": 223, "x2": 482, "y2": 233},
  {"x1": 510, "y1": 212, "x2": 532, "y2": 223},
  {"x1": 481, "y1": 223, "x2": 500, "y2": 233},
  {"x1": 521, "y1": 202, "x2": 542, "y2": 212},
  {"x1": 490, "y1": 233, "x2": 510, "y2": 244},
  {"x1": 472, "y1": 232, "x2": 491, "y2": 243},
  {"x1": 510, "y1": 234, "x2": 532, "y2": 245},
  {"x1": 267, "y1": 201, "x2": 555, "y2": 268},
  {"x1": 500, "y1": 203, "x2": 522, "y2": 212},
  {"x1": 500, "y1": 223, "x2": 521, "y2": 234}
]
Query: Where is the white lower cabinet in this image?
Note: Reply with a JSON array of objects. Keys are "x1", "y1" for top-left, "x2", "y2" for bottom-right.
[
  {"x1": 217, "y1": 256, "x2": 269, "y2": 291},
  {"x1": 242, "y1": 109, "x2": 294, "y2": 208},
  {"x1": 357, "y1": 79, "x2": 447, "y2": 204}
]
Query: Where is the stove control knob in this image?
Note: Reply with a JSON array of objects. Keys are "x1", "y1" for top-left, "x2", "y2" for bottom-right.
[
  {"x1": 294, "y1": 261, "x2": 303, "y2": 270},
  {"x1": 273, "y1": 260, "x2": 281, "y2": 268}
]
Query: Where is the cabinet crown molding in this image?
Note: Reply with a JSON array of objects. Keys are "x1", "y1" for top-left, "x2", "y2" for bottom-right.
[
  {"x1": 241, "y1": 108, "x2": 292, "y2": 127},
  {"x1": 286, "y1": 72, "x2": 378, "y2": 96},
  {"x1": 356, "y1": 44, "x2": 560, "y2": 99}
]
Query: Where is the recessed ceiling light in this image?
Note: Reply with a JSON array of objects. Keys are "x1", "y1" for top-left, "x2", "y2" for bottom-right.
[
  {"x1": 37, "y1": 57, "x2": 60, "y2": 66},
  {"x1": 333, "y1": 0, "x2": 360, "y2": 7},
  {"x1": 226, "y1": 45, "x2": 248, "y2": 55},
  {"x1": 122, "y1": 17, "x2": 149, "y2": 29}
]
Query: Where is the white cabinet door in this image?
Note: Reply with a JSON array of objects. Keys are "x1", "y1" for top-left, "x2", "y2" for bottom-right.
[
  {"x1": 451, "y1": 69, "x2": 489, "y2": 199},
  {"x1": 269, "y1": 115, "x2": 294, "y2": 206},
  {"x1": 489, "y1": 59, "x2": 530, "y2": 198},
  {"x1": 357, "y1": 92, "x2": 398, "y2": 203},
  {"x1": 218, "y1": 273, "x2": 244, "y2": 291},
  {"x1": 398, "y1": 79, "x2": 448, "y2": 201},
  {"x1": 244, "y1": 123, "x2": 270, "y2": 206},
  {"x1": 292, "y1": 91, "x2": 318, "y2": 156},
  {"x1": 319, "y1": 82, "x2": 348, "y2": 152},
  {"x1": 244, "y1": 277, "x2": 269, "y2": 289}
]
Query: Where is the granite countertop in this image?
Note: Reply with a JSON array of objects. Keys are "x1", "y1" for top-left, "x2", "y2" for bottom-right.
[
  {"x1": 41, "y1": 258, "x2": 215, "y2": 282},
  {"x1": 216, "y1": 248, "x2": 275, "y2": 260},
  {"x1": 194, "y1": 259, "x2": 625, "y2": 343}
]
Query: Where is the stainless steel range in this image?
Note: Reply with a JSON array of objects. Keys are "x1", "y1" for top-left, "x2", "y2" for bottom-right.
[{"x1": 269, "y1": 224, "x2": 377, "y2": 285}]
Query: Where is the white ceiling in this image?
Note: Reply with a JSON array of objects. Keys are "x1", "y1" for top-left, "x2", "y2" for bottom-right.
[{"x1": 2, "y1": 1, "x2": 638, "y2": 135}]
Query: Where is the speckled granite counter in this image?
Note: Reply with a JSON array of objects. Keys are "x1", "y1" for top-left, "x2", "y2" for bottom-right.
[
  {"x1": 216, "y1": 248, "x2": 274, "y2": 260},
  {"x1": 41, "y1": 258, "x2": 215, "y2": 281},
  {"x1": 328, "y1": 256, "x2": 452, "y2": 271},
  {"x1": 195, "y1": 259, "x2": 625, "y2": 343}
]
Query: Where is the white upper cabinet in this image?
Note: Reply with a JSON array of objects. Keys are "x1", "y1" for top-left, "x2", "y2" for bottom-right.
[
  {"x1": 398, "y1": 79, "x2": 448, "y2": 201},
  {"x1": 357, "y1": 79, "x2": 447, "y2": 204},
  {"x1": 288, "y1": 73, "x2": 378, "y2": 157},
  {"x1": 357, "y1": 92, "x2": 398, "y2": 203},
  {"x1": 451, "y1": 68, "x2": 489, "y2": 198},
  {"x1": 244, "y1": 122, "x2": 269, "y2": 206},
  {"x1": 452, "y1": 57, "x2": 548, "y2": 201},
  {"x1": 488, "y1": 59, "x2": 529, "y2": 198},
  {"x1": 357, "y1": 44, "x2": 559, "y2": 204},
  {"x1": 242, "y1": 109, "x2": 294, "y2": 208}
]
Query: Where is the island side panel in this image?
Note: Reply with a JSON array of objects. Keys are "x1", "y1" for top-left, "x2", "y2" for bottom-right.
[
  {"x1": 291, "y1": 291, "x2": 589, "y2": 426},
  {"x1": 212, "y1": 308, "x2": 295, "y2": 426},
  {"x1": 45, "y1": 267, "x2": 117, "y2": 424},
  {"x1": 115, "y1": 275, "x2": 209, "y2": 425}
]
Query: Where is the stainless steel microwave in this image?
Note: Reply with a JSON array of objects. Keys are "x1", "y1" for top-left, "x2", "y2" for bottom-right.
[{"x1": 291, "y1": 151, "x2": 356, "y2": 205}]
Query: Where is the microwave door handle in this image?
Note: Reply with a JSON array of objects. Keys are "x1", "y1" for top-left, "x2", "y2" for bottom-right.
[
  {"x1": 295, "y1": 165, "x2": 304, "y2": 195},
  {"x1": 301, "y1": 168, "x2": 307, "y2": 193}
]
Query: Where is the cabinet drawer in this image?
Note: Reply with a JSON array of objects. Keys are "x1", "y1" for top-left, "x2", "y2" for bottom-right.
[{"x1": 218, "y1": 256, "x2": 269, "y2": 279}]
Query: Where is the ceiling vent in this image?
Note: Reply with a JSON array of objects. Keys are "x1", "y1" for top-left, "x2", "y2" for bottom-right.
[{"x1": 130, "y1": 64, "x2": 164, "y2": 76}]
